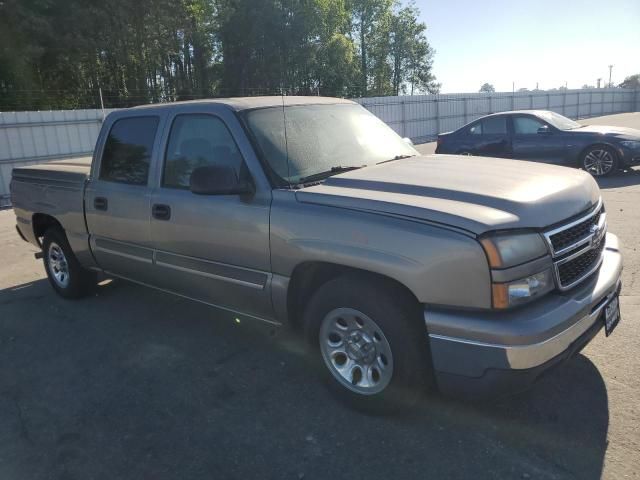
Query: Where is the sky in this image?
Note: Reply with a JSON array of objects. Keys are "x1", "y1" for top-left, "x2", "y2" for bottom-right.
[{"x1": 413, "y1": 0, "x2": 640, "y2": 93}]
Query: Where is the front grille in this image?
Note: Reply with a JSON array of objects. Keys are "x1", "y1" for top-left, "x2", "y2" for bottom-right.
[
  {"x1": 544, "y1": 202, "x2": 606, "y2": 290},
  {"x1": 557, "y1": 239, "x2": 605, "y2": 287},
  {"x1": 549, "y1": 209, "x2": 601, "y2": 252}
]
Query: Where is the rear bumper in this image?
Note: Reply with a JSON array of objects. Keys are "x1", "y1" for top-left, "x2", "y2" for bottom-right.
[{"x1": 425, "y1": 233, "x2": 623, "y2": 398}]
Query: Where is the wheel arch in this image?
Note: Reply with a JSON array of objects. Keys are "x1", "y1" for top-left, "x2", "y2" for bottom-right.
[
  {"x1": 32, "y1": 213, "x2": 65, "y2": 247},
  {"x1": 285, "y1": 261, "x2": 421, "y2": 330},
  {"x1": 576, "y1": 142, "x2": 621, "y2": 168}
]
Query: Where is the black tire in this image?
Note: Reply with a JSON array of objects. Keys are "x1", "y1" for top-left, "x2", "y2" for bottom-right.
[
  {"x1": 42, "y1": 227, "x2": 96, "y2": 299},
  {"x1": 580, "y1": 145, "x2": 618, "y2": 177},
  {"x1": 303, "y1": 274, "x2": 433, "y2": 413}
]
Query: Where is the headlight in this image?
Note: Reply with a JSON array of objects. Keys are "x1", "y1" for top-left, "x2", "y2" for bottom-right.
[
  {"x1": 620, "y1": 140, "x2": 640, "y2": 149},
  {"x1": 480, "y1": 232, "x2": 549, "y2": 268},
  {"x1": 492, "y1": 269, "x2": 555, "y2": 309}
]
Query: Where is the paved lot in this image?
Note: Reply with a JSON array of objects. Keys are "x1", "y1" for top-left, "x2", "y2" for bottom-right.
[{"x1": 1, "y1": 113, "x2": 639, "y2": 479}]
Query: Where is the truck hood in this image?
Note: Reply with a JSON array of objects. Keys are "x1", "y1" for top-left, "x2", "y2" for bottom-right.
[{"x1": 295, "y1": 155, "x2": 600, "y2": 235}]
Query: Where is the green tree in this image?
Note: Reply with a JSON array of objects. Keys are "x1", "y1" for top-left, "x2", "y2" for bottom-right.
[
  {"x1": 619, "y1": 74, "x2": 640, "y2": 89},
  {"x1": 479, "y1": 83, "x2": 495, "y2": 93},
  {"x1": 0, "y1": 0, "x2": 440, "y2": 109}
]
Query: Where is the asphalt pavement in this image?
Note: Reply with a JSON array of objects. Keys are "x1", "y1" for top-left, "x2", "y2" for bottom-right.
[{"x1": 1, "y1": 113, "x2": 639, "y2": 479}]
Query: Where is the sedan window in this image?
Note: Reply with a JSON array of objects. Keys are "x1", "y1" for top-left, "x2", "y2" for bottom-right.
[
  {"x1": 468, "y1": 123, "x2": 482, "y2": 135},
  {"x1": 514, "y1": 116, "x2": 546, "y2": 135},
  {"x1": 481, "y1": 116, "x2": 507, "y2": 134}
]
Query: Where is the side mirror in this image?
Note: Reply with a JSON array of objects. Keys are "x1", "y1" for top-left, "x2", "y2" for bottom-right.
[
  {"x1": 403, "y1": 137, "x2": 414, "y2": 146},
  {"x1": 189, "y1": 165, "x2": 254, "y2": 196},
  {"x1": 537, "y1": 125, "x2": 551, "y2": 134}
]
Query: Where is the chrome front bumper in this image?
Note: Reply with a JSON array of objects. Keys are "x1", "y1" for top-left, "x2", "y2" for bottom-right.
[{"x1": 425, "y1": 233, "x2": 622, "y2": 395}]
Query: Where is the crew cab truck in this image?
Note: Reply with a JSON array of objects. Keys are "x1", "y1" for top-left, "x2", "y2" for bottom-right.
[{"x1": 11, "y1": 97, "x2": 623, "y2": 409}]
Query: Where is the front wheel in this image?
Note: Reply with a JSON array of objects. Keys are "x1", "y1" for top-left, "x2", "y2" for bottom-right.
[
  {"x1": 42, "y1": 228, "x2": 96, "y2": 299},
  {"x1": 581, "y1": 146, "x2": 618, "y2": 177},
  {"x1": 304, "y1": 275, "x2": 433, "y2": 412}
]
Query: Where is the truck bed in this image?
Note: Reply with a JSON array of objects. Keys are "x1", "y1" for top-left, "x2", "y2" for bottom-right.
[
  {"x1": 11, "y1": 156, "x2": 91, "y2": 187},
  {"x1": 11, "y1": 156, "x2": 92, "y2": 255}
]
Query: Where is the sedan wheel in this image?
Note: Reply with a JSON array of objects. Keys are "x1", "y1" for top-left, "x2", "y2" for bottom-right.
[{"x1": 582, "y1": 147, "x2": 617, "y2": 177}]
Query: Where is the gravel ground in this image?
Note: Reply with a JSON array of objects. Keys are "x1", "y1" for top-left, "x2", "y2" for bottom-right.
[{"x1": 1, "y1": 113, "x2": 639, "y2": 479}]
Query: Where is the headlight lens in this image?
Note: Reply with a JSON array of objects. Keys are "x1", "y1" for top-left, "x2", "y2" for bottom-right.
[
  {"x1": 480, "y1": 232, "x2": 549, "y2": 268},
  {"x1": 620, "y1": 140, "x2": 640, "y2": 149},
  {"x1": 492, "y1": 269, "x2": 555, "y2": 308}
]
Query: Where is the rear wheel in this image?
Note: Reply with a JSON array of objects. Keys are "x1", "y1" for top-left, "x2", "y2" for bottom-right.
[
  {"x1": 581, "y1": 145, "x2": 618, "y2": 177},
  {"x1": 304, "y1": 275, "x2": 433, "y2": 413},
  {"x1": 42, "y1": 228, "x2": 96, "y2": 299}
]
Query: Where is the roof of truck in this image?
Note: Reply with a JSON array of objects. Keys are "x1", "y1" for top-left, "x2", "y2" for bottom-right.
[{"x1": 131, "y1": 96, "x2": 355, "y2": 112}]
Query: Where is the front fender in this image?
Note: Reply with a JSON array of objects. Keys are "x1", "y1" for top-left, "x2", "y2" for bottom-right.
[{"x1": 270, "y1": 190, "x2": 491, "y2": 309}]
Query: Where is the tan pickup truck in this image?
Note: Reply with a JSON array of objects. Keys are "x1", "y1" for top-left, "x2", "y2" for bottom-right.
[{"x1": 11, "y1": 97, "x2": 622, "y2": 410}]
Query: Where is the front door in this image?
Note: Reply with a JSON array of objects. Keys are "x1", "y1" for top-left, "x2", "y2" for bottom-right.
[
  {"x1": 85, "y1": 114, "x2": 162, "y2": 284},
  {"x1": 148, "y1": 106, "x2": 273, "y2": 320},
  {"x1": 511, "y1": 115, "x2": 569, "y2": 164}
]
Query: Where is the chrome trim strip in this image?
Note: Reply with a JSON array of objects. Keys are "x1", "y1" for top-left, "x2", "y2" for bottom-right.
[
  {"x1": 429, "y1": 285, "x2": 617, "y2": 370},
  {"x1": 93, "y1": 245, "x2": 153, "y2": 264},
  {"x1": 154, "y1": 259, "x2": 266, "y2": 290},
  {"x1": 102, "y1": 271, "x2": 282, "y2": 326}
]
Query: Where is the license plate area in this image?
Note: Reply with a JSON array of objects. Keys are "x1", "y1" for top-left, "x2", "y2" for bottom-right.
[{"x1": 603, "y1": 294, "x2": 620, "y2": 337}]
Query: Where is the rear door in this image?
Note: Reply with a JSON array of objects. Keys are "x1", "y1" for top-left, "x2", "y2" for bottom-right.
[
  {"x1": 85, "y1": 113, "x2": 165, "y2": 284},
  {"x1": 148, "y1": 104, "x2": 274, "y2": 320},
  {"x1": 511, "y1": 115, "x2": 569, "y2": 164},
  {"x1": 463, "y1": 116, "x2": 511, "y2": 157}
]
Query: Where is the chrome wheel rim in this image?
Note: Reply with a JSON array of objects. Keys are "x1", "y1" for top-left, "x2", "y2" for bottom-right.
[
  {"x1": 48, "y1": 242, "x2": 70, "y2": 288},
  {"x1": 319, "y1": 308, "x2": 393, "y2": 395},
  {"x1": 584, "y1": 149, "x2": 614, "y2": 176}
]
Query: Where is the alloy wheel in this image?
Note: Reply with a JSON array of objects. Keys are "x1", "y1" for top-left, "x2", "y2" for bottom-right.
[{"x1": 583, "y1": 149, "x2": 615, "y2": 176}]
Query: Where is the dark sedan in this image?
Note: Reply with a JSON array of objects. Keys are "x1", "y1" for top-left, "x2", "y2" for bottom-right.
[{"x1": 435, "y1": 110, "x2": 640, "y2": 177}]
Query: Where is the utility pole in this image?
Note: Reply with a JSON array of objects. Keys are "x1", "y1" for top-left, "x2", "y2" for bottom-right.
[
  {"x1": 597, "y1": 78, "x2": 602, "y2": 89},
  {"x1": 608, "y1": 65, "x2": 613, "y2": 87}
]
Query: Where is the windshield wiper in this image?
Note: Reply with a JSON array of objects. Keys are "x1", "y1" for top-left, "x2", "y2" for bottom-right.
[
  {"x1": 297, "y1": 165, "x2": 365, "y2": 184},
  {"x1": 376, "y1": 154, "x2": 416, "y2": 165}
]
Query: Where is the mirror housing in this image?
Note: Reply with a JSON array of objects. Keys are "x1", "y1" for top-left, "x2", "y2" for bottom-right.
[
  {"x1": 537, "y1": 125, "x2": 551, "y2": 134},
  {"x1": 189, "y1": 166, "x2": 254, "y2": 195}
]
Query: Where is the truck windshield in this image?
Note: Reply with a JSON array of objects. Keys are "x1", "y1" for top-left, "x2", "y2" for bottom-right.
[{"x1": 244, "y1": 103, "x2": 417, "y2": 185}]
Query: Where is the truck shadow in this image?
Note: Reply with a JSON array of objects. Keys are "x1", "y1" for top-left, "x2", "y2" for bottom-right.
[{"x1": 0, "y1": 278, "x2": 608, "y2": 479}]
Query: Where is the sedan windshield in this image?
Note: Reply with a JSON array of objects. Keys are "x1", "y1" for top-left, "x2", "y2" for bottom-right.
[
  {"x1": 537, "y1": 111, "x2": 582, "y2": 130},
  {"x1": 244, "y1": 103, "x2": 417, "y2": 185}
]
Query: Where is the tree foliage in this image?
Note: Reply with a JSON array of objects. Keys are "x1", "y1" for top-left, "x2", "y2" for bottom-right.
[
  {"x1": 479, "y1": 83, "x2": 495, "y2": 93},
  {"x1": 619, "y1": 74, "x2": 640, "y2": 89},
  {"x1": 0, "y1": 0, "x2": 439, "y2": 110}
]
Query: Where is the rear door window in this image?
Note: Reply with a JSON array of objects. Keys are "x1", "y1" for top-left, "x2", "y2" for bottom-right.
[
  {"x1": 468, "y1": 122, "x2": 482, "y2": 135},
  {"x1": 100, "y1": 116, "x2": 159, "y2": 185},
  {"x1": 481, "y1": 116, "x2": 507, "y2": 134}
]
